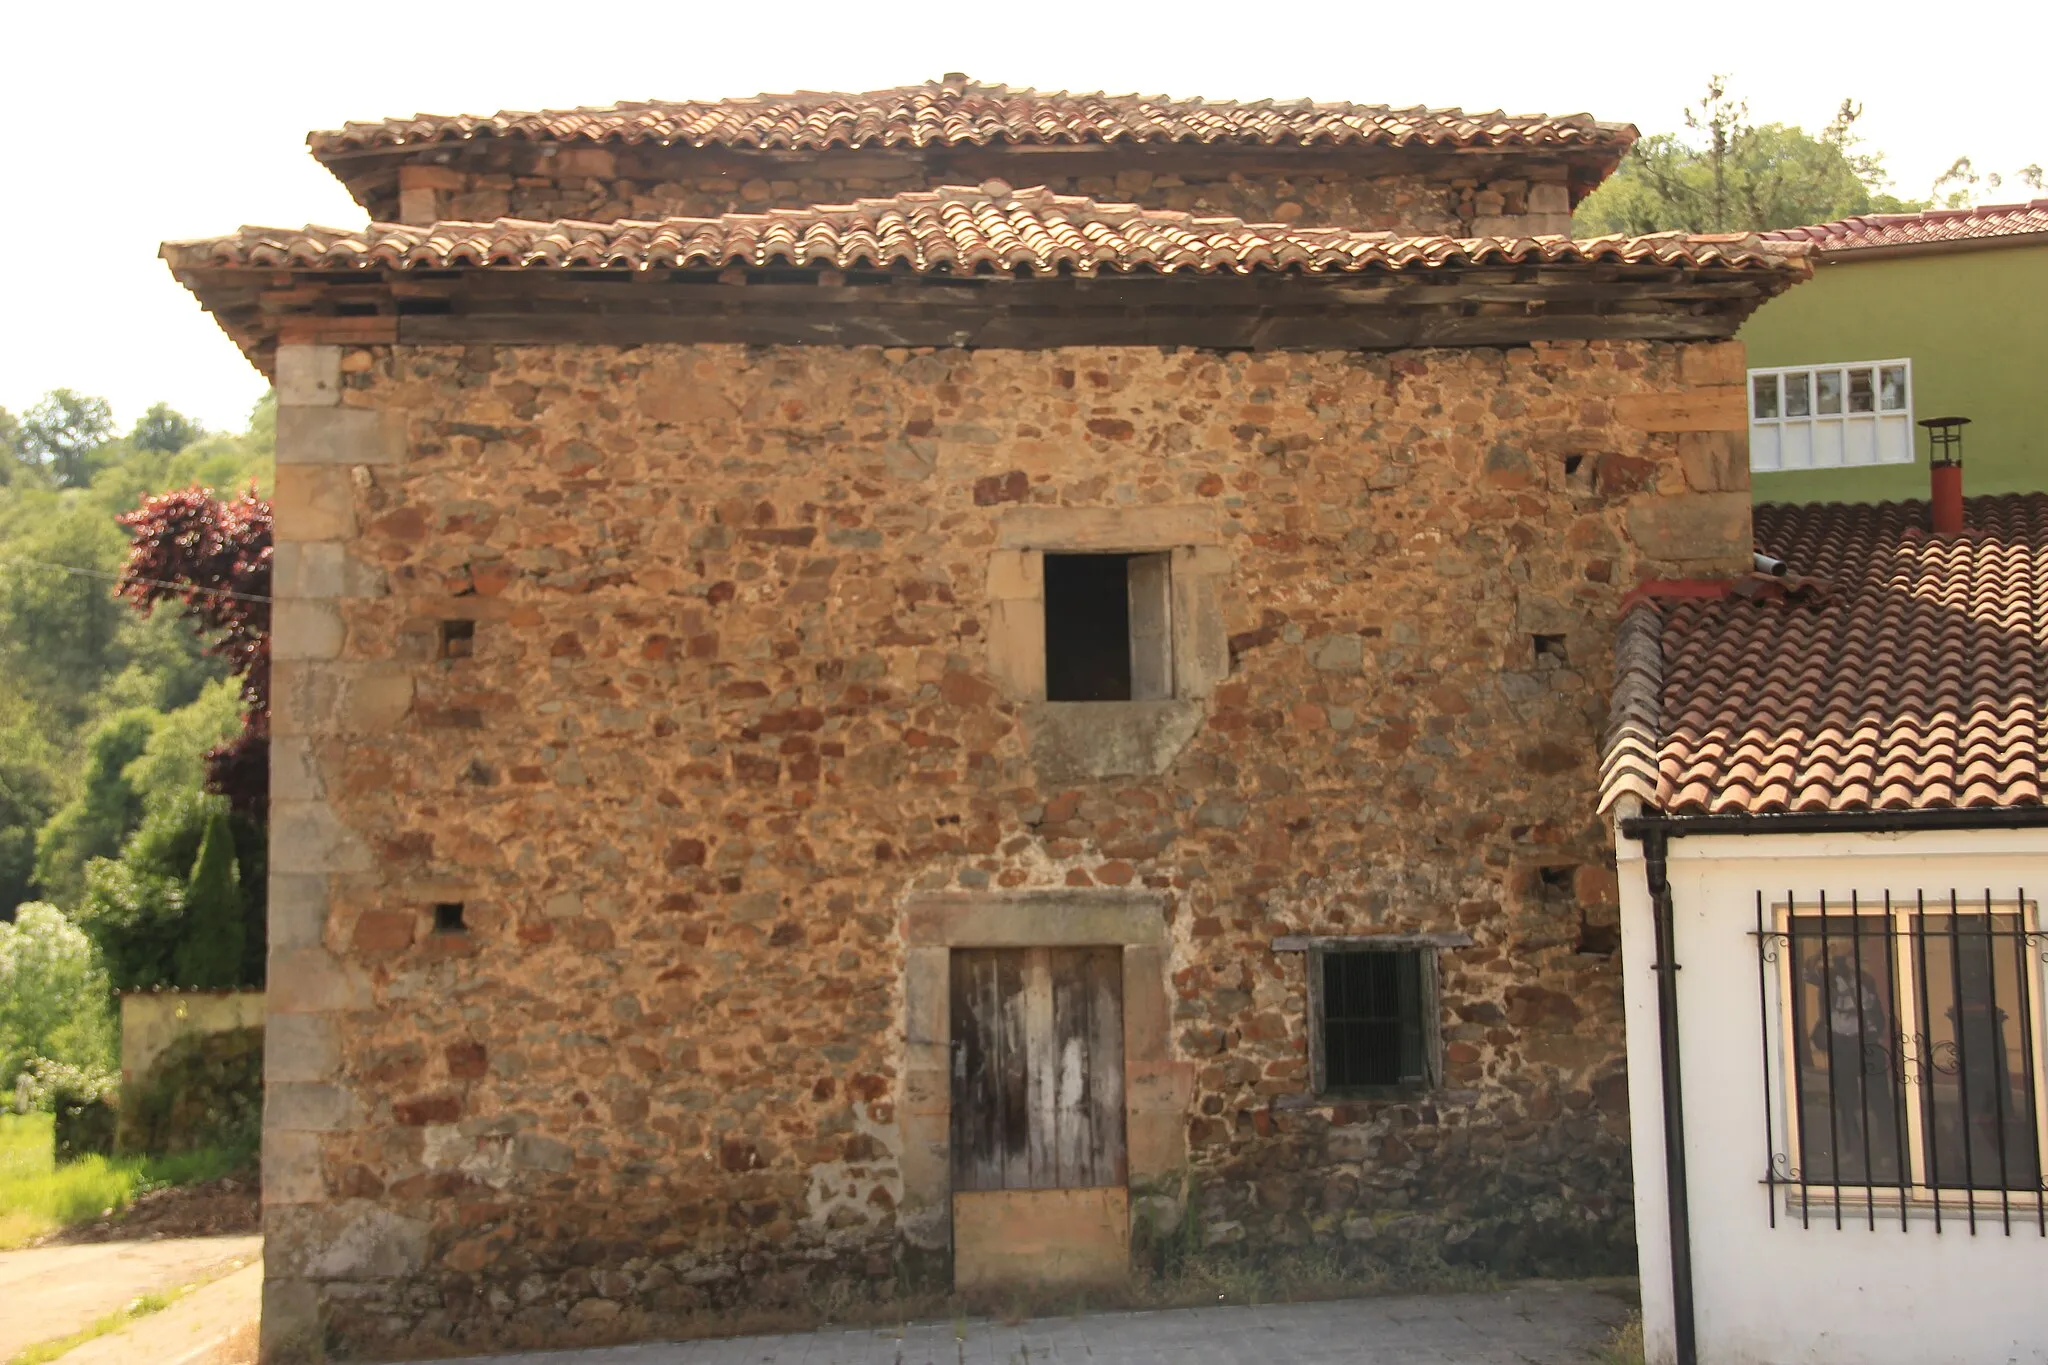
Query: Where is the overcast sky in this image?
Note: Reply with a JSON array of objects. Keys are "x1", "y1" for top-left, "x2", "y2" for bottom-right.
[{"x1": 2, "y1": 0, "x2": 2040, "y2": 433}]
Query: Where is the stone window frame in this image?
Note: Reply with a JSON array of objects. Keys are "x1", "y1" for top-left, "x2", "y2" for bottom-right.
[
  {"x1": 1272, "y1": 932, "x2": 1474, "y2": 1105},
  {"x1": 985, "y1": 506, "x2": 1230, "y2": 705},
  {"x1": 985, "y1": 507, "x2": 1231, "y2": 782},
  {"x1": 899, "y1": 891, "x2": 1191, "y2": 1257}
]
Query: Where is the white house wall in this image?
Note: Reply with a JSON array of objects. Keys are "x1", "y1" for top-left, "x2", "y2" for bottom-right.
[{"x1": 1618, "y1": 824, "x2": 2048, "y2": 1365}]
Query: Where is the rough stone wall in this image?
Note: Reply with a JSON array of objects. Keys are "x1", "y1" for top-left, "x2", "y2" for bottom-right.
[
  {"x1": 263, "y1": 336, "x2": 1750, "y2": 1357},
  {"x1": 377, "y1": 151, "x2": 1574, "y2": 235}
]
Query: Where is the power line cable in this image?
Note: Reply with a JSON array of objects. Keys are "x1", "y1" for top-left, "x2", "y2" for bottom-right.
[{"x1": 0, "y1": 557, "x2": 273, "y2": 604}]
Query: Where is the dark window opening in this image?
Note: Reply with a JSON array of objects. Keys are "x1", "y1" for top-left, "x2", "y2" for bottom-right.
[
  {"x1": 1320, "y1": 949, "x2": 1429, "y2": 1090},
  {"x1": 1577, "y1": 913, "x2": 1621, "y2": 956},
  {"x1": 1533, "y1": 634, "x2": 1568, "y2": 667},
  {"x1": 1044, "y1": 552, "x2": 1172, "y2": 702},
  {"x1": 1563, "y1": 453, "x2": 1596, "y2": 495},
  {"x1": 440, "y1": 619, "x2": 475, "y2": 659},
  {"x1": 432, "y1": 902, "x2": 468, "y2": 935},
  {"x1": 1537, "y1": 865, "x2": 1575, "y2": 896}
]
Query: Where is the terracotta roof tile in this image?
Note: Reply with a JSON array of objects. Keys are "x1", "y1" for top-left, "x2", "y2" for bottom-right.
[
  {"x1": 309, "y1": 76, "x2": 1635, "y2": 159},
  {"x1": 1762, "y1": 198, "x2": 2048, "y2": 254},
  {"x1": 1600, "y1": 495, "x2": 2048, "y2": 816},
  {"x1": 162, "y1": 185, "x2": 1801, "y2": 279}
]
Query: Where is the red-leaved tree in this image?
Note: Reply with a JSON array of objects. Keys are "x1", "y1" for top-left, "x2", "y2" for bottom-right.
[{"x1": 116, "y1": 487, "x2": 273, "y2": 820}]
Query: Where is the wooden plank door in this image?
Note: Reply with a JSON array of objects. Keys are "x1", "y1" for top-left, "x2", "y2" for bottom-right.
[{"x1": 950, "y1": 947, "x2": 1127, "y2": 1191}]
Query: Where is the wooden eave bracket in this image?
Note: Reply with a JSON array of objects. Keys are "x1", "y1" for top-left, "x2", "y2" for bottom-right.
[{"x1": 177, "y1": 260, "x2": 1780, "y2": 360}]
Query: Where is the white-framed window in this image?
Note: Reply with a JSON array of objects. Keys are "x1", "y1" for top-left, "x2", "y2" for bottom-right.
[{"x1": 1749, "y1": 359, "x2": 1914, "y2": 473}]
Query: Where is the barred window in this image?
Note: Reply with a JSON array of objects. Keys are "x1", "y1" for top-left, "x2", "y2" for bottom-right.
[
  {"x1": 1758, "y1": 892, "x2": 2048, "y2": 1231},
  {"x1": 1313, "y1": 948, "x2": 1438, "y2": 1094}
]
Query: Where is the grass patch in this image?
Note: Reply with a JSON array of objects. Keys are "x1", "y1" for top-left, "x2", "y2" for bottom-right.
[
  {"x1": 1594, "y1": 1310, "x2": 1646, "y2": 1365},
  {"x1": 0, "y1": 1112, "x2": 251, "y2": 1249}
]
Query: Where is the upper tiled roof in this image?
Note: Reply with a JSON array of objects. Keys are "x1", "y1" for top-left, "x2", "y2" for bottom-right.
[
  {"x1": 1600, "y1": 496, "x2": 2048, "y2": 816},
  {"x1": 163, "y1": 186, "x2": 1800, "y2": 278},
  {"x1": 1763, "y1": 198, "x2": 2048, "y2": 254},
  {"x1": 308, "y1": 75, "x2": 1636, "y2": 158}
]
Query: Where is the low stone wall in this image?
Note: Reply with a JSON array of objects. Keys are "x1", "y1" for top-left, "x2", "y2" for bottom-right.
[{"x1": 118, "y1": 990, "x2": 265, "y2": 1150}]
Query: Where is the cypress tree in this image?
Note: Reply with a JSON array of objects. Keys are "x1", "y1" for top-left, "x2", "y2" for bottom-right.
[{"x1": 174, "y1": 806, "x2": 244, "y2": 988}]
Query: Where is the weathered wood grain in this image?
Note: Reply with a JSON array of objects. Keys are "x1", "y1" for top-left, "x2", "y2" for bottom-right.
[{"x1": 950, "y1": 946, "x2": 1125, "y2": 1192}]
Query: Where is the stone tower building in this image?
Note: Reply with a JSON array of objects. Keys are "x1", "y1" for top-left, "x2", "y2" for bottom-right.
[{"x1": 165, "y1": 77, "x2": 1802, "y2": 1360}]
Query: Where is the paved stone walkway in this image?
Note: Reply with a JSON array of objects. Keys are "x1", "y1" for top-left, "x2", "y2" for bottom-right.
[
  {"x1": 0, "y1": 1233, "x2": 261, "y2": 1361},
  {"x1": 422, "y1": 1281, "x2": 1633, "y2": 1365}
]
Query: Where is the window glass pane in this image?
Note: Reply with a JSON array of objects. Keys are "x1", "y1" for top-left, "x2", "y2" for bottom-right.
[
  {"x1": 1788, "y1": 915, "x2": 1907, "y2": 1187},
  {"x1": 1816, "y1": 371, "x2": 1843, "y2": 415},
  {"x1": 1880, "y1": 365, "x2": 1908, "y2": 411},
  {"x1": 1752, "y1": 373, "x2": 1780, "y2": 419},
  {"x1": 1914, "y1": 912, "x2": 2042, "y2": 1192},
  {"x1": 1847, "y1": 369, "x2": 1875, "y2": 413},
  {"x1": 1784, "y1": 371, "x2": 1812, "y2": 417}
]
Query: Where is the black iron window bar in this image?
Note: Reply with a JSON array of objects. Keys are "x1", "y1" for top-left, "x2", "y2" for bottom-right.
[{"x1": 1752, "y1": 890, "x2": 2048, "y2": 1234}]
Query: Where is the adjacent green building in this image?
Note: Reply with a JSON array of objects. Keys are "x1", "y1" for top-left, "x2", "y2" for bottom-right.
[{"x1": 1738, "y1": 199, "x2": 2048, "y2": 502}]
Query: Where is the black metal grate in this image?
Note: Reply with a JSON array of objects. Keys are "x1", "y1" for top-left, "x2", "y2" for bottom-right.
[
  {"x1": 1322, "y1": 950, "x2": 1426, "y2": 1089},
  {"x1": 1753, "y1": 890, "x2": 2048, "y2": 1234}
]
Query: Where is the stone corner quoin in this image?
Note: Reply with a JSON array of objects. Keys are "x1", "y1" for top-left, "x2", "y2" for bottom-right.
[{"x1": 249, "y1": 325, "x2": 1751, "y2": 1356}]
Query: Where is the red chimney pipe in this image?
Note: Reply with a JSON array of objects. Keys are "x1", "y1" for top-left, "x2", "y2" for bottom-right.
[
  {"x1": 1930, "y1": 464, "x2": 1964, "y2": 534},
  {"x1": 1921, "y1": 416, "x2": 1969, "y2": 535}
]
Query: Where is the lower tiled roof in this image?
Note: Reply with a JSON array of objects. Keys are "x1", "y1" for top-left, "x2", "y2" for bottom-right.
[
  {"x1": 162, "y1": 185, "x2": 1804, "y2": 278},
  {"x1": 1763, "y1": 198, "x2": 2048, "y2": 254},
  {"x1": 1600, "y1": 496, "x2": 2048, "y2": 816}
]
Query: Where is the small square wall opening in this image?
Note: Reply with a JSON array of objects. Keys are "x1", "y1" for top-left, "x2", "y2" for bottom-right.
[
  {"x1": 1043, "y1": 552, "x2": 1173, "y2": 701},
  {"x1": 440, "y1": 620, "x2": 475, "y2": 659},
  {"x1": 1533, "y1": 634, "x2": 1568, "y2": 668},
  {"x1": 1563, "y1": 454, "x2": 1594, "y2": 494},
  {"x1": 432, "y1": 902, "x2": 468, "y2": 935}
]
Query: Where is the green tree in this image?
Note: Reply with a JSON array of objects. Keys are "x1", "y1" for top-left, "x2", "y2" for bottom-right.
[
  {"x1": 1928, "y1": 157, "x2": 2047, "y2": 209},
  {"x1": 120, "y1": 678, "x2": 242, "y2": 808},
  {"x1": 75, "y1": 790, "x2": 264, "y2": 991},
  {"x1": 0, "y1": 902, "x2": 115, "y2": 1081},
  {"x1": 0, "y1": 407, "x2": 21, "y2": 485},
  {"x1": 1576, "y1": 78, "x2": 1926, "y2": 235},
  {"x1": 18, "y1": 390, "x2": 115, "y2": 489},
  {"x1": 75, "y1": 846, "x2": 187, "y2": 992},
  {"x1": 0, "y1": 499, "x2": 133, "y2": 725},
  {"x1": 0, "y1": 696, "x2": 59, "y2": 916},
  {"x1": 130, "y1": 404, "x2": 203, "y2": 456},
  {"x1": 31, "y1": 709, "x2": 158, "y2": 908},
  {"x1": 172, "y1": 807, "x2": 242, "y2": 988}
]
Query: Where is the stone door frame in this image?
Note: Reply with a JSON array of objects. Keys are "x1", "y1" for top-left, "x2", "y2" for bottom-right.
[{"x1": 898, "y1": 890, "x2": 1189, "y2": 1269}]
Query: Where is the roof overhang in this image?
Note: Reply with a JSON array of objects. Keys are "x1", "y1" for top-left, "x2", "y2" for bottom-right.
[
  {"x1": 162, "y1": 204, "x2": 1807, "y2": 378},
  {"x1": 167, "y1": 253, "x2": 1805, "y2": 380}
]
